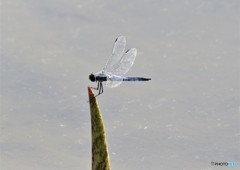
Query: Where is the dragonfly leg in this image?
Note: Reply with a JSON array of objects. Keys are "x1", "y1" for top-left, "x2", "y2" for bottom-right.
[
  {"x1": 94, "y1": 82, "x2": 104, "y2": 98},
  {"x1": 90, "y1": 82, "x2": 100, "y2": 91},
  {"x1": 88, "y1": 82, "x2": 101, "y2": 102},
  {"x1": 100, "y1": 82, "x2": 104, "y2": 94}
]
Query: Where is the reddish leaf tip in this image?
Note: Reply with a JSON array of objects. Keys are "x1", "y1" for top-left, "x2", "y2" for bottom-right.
[{"x1": 88, "y1": 86, "x2": 93, "y2": 94}]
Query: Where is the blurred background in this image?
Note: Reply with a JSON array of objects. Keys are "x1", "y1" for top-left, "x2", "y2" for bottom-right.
[{"x1": 1, "y1": 0, "x2": 239, "y2": 169}]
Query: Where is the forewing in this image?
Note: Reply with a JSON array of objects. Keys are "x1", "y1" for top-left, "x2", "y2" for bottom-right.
[
  {"x1": 110, "y1": 48, "x2": 137, "y2": 77},
  {"x1": 103, "y1": 36, "x2": 126, "y2": 72}
]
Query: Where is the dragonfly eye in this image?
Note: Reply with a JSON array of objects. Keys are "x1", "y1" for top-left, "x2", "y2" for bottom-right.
[{"x1": 89, "y1": 74, "x2": 96, "y2": 82}]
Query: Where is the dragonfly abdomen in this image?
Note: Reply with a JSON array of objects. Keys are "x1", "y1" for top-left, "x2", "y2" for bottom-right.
[{"x1": 123, "y1": 77, "x2": 151, "y2": 81}]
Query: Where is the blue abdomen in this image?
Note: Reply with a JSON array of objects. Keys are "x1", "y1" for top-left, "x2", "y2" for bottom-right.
[{"x1": 123, "y1": 77, "x2": 151, "y2": 81}]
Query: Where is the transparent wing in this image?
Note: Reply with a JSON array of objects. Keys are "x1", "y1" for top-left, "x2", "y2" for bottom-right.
[
  {"x1": 111, "y1": 48, "x2": 137, "y2": 76},
  {"x1": 105, "y1": 81, "x2": 122, "y2": 88},
  {"x1": 106, "y1": 48, "x2": 137, "y2": 88},
  {"x1": 105, "y1": 75, "x2": 123, "y2": 88},
  {"x1": 103, "y1": 36, "x2": 126, "y2": 72}
]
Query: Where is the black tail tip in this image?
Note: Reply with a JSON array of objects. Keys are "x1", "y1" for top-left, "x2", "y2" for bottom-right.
[{"x1": 145, "y1": 78, "x2": 151, "y2": 81}]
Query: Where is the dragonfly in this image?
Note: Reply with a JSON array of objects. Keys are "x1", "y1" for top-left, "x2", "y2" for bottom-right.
[{"x1": 89, "y1": 36, "x2": 151, "y2": 97}]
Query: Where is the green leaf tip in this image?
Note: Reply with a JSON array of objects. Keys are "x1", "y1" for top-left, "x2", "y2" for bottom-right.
[{"x1": 87, "y1": 87, "x2": 111, "y2": 170}]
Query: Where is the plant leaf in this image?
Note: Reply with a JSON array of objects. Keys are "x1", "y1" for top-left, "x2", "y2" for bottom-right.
[{"x1": 88, "y1": 87, "x2": 111, "y2": 170}]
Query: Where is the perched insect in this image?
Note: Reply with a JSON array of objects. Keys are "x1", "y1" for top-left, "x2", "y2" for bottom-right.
[{"x1": 89, "y1": 36, "x2": 151, "y2": 97}]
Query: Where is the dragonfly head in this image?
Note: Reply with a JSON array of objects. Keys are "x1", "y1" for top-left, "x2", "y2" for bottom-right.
[{"x1": 89, "y1": 74, "x2": 96, "y2": 82}]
